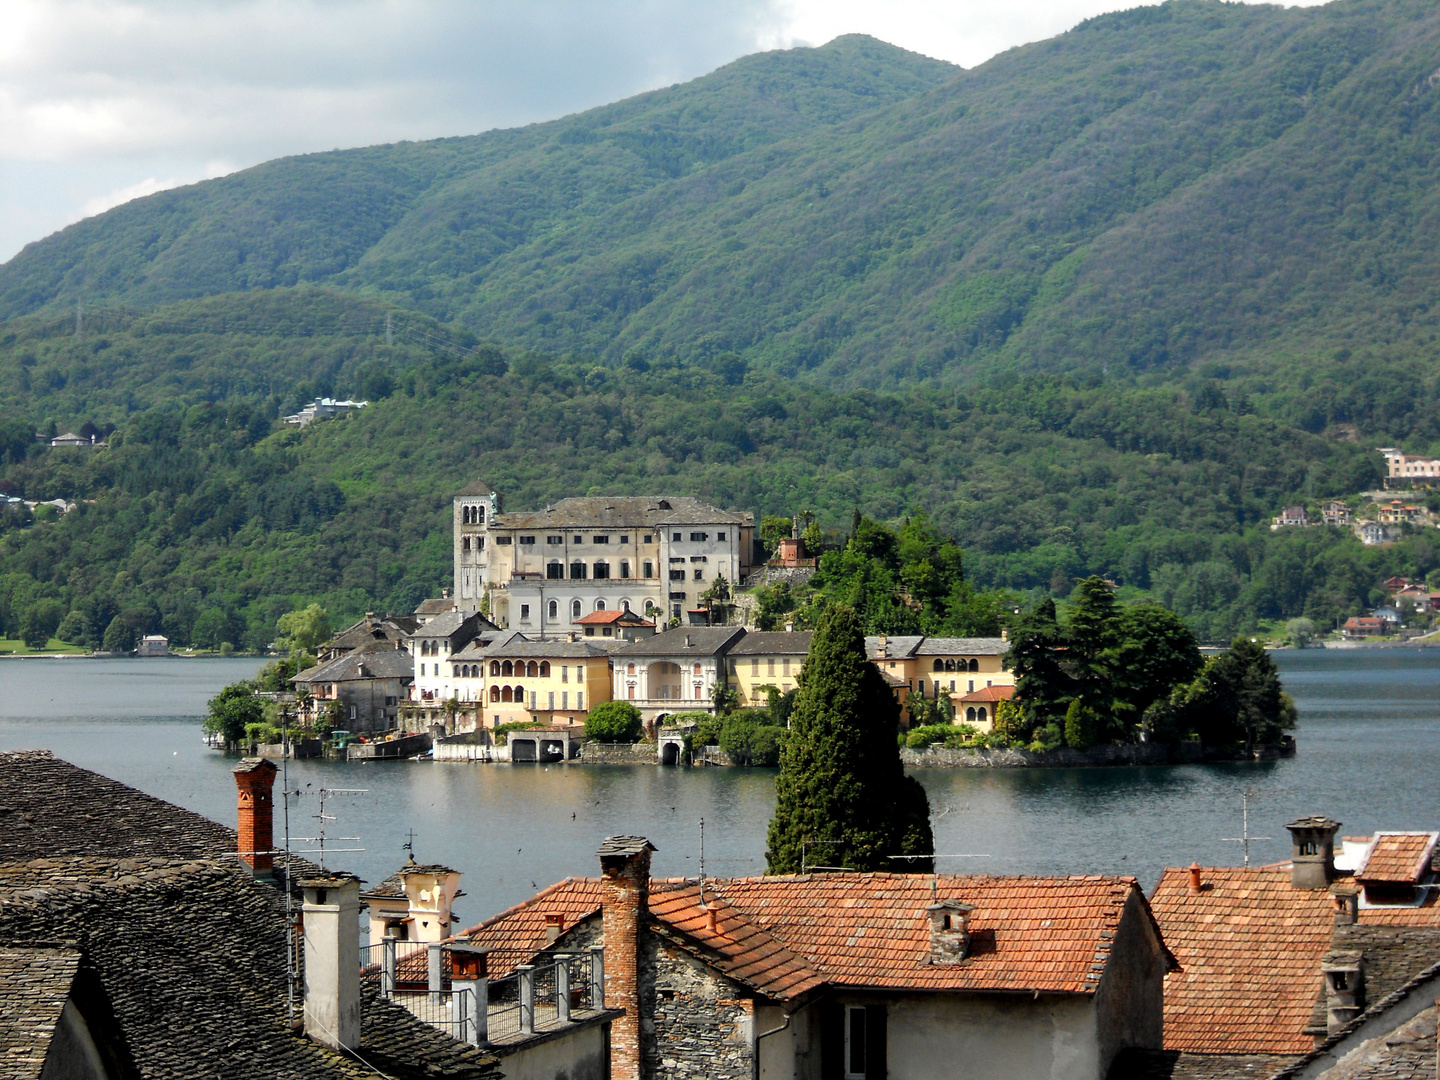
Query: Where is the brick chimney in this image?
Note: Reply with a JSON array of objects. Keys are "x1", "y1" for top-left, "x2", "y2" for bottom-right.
[
  {"x1": 300, "y1": 874, "x2": 362, "y2": 1051},
  {"x1": 599, "y1": 835, "x2": 656, "y2": 1080},
  {"x1": 1287, "y1": 816, "x2": 1341, "y2": 889},
  {"x1": 925, "y1": 900, "x2": 974, "y2": 963},
  {"x1": 232, "y1": 758, "x2": 278, "y2": 875}
]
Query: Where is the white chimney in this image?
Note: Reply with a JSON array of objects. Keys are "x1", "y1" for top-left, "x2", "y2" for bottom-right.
[{"x1": 301, "y1": 874, "x2": 362, "y2": 1050}]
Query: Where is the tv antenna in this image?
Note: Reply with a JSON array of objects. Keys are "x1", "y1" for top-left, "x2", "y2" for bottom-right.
[
  {"x1": 698, "y1": 818, "x2": 706, "y2": 908},
  {"x1": 291, "y1": 786, "x2": 367, "y2": 869},
  {"x1": 1222, "y1": 789, "x2": 1271, "y2": 868},
  {"x1": 403, "y1": 828, "x2": 418, "y2": 857}
]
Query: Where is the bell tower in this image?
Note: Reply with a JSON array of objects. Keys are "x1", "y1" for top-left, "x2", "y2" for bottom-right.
[{"x1": 454, "y1": 481, "x2": 498, "y2": 612}]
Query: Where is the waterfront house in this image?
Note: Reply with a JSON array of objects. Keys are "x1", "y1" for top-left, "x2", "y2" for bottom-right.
[
  {"x1": 1342, "y1": 616, "x2": 1386, "y2": 638},
  {"x1": 409, "y1": 610, "x2": 499, "y2": 703},
  {"x1": 449, "y1": 836, "x2": 1173, "y2": 1080},
  {"x1": 954, "y1": 683, "x2": 1016, "y2": 729},
  {"x1": 469, "y1": 635, "x2": 613, "y2": 729},
  {"x1": 0, "y1": 750, "x2": 501, "y2": 1080},
  {"x1": 293, "y1": 641, "x2": 415, "y2": 732},
  {"x1": 913, "y1": 636, "x2": 1012, "y2": 703},
  {"x1": 1273, "y1": 505, "x2": 1310, "y2": 529},
  {"x1": 135, "y1": 633, "x2": 168, "y2": 657},
  {"x1": 865, "y1": 635, "x2": 925, "y2": 725},
  {"x1": 450, "y1": 482, "x2": 756, "y2": 633},
  {"x1": 1371, "y1": 605, "x2": 1402, "y2": 626},
  {"x1": 610, "y1": 626, "x2": 746, "y2": 721},
  {"x1": 724, "y1": 629, "x2": 811, "y2": 705}
]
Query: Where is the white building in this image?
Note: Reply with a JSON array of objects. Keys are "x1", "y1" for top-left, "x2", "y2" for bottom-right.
[
  {"x1": 610, "y1": 627, "x2": 746, "y2": 720},
  {"x1": 451, "y1": 482, "x2": 756, "y2": 635}
]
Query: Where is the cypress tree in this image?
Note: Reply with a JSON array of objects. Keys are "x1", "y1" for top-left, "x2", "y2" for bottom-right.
[{"x1": 765, "y1": 604, "x2": 934, "y2": 874}]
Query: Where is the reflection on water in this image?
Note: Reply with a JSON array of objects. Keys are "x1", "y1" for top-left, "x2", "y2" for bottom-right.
[{"x1": 1, "y1": 648, "x2": 1438, "y2": 924}]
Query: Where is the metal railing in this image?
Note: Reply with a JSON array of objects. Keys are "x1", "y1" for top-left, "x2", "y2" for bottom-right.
[{"x1": 359, "y1": 939, "x2": 605, "y2": 1046}]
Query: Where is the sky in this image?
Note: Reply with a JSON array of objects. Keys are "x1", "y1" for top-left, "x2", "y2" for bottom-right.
[{"x1": 0, "y1": 0, "x2": 1329, "y2": 264}]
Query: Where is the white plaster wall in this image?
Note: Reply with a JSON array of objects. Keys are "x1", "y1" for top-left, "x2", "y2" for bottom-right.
[
  {"x1": 496, "y1": 1023, "x2": 608, "y2": 1080},
  {"x1": 756, "y1": 1003, "x2": 816, "y2": 1080},
  {"x1": 882, "y1": 994, "x2": 1100, "y2": 1080}
]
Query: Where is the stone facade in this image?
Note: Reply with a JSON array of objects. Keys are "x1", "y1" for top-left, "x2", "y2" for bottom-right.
[{"x1": 642, "y1": 934, "x2": 754, "y2": 1080}]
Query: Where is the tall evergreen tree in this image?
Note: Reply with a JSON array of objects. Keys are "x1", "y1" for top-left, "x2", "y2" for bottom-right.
[
  {"x1": 766, "y1": 604, "x2": 934, "y2": 874},
  {"x1": 1010, "y1": 597, "x2": 1073, "y2": 730}
]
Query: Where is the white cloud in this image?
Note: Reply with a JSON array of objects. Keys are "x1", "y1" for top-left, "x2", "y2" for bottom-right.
[{"x1": 80, "y1": 160, "x2": 235, "y2": 218}]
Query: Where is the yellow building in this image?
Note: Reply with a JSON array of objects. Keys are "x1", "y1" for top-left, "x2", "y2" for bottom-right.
[
  {"x1": 448, "y1": 636, "x2": 613, "y2": 728},
  {"x1": 725, "y1": 631, "x2": 812, "y2": 706}
]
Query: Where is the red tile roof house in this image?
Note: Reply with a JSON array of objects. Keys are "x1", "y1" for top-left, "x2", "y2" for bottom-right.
[{"x1": 450, "y1": 836, "x2": 1175, "y2": 1080}]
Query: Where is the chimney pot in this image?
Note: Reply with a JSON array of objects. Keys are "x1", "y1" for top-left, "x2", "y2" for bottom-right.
[
  {"x1": 926, "y1": 901, "x2": 974, "y2": 964},
  {"x1": 705, "y1": 906, "x2": 718, "y2": 934},
  {"x1": 784, "y1": 622, "x2": 794, "y2": 633},
  {"x1": 544, "y1": 912, "x2": 566, "y2": 943},
  {"x1": 1333, "y1": 887, "x2": 1359, "y2": 926},
  {"x1": 1286, "y1": 816, "x2": 1342, "y2": 889},
  {"x1": 1188, "y1": 862, "x2": 1203, "y2": 894}
]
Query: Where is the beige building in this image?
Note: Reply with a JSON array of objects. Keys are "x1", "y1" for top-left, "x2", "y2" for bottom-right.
[
  {"x1": 1380, "y1": 447, "x2": 1440, "y2": 483},
  {"x1": 447, "y1": 636, "x2": 614, "y2": 729},
  {"x1": 611, "y1": 627, "x2": 745, "y2": 720},
  {"x1": 451, "y1": 482, "x2": 755, "y2": 634},
  {"x1": 725, "y1": 630, "x2": 811, "y2": 706}
]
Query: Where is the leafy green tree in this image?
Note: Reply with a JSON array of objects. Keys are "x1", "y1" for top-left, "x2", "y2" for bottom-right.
[
  {"x1": 19, "y1": 599, "x2": 65, "y2": 649},
  {"x1": 1156, "y1": 637, "x2": 1297, "y2": 751},
  {"x1": 276, "y1": 604, "x2": 331, "y2": 655},
  {"x1": 1111, "y1": 603, "x2": 1203, "y2": 721},
  {"x1": 766, "y1": 604, "x2": 933, "y2": 873},
  {"x1": 754, "y1": 582, "x2": 796, "y2": 631},
  {"x1": 1063, "y1": 699, "x2": 1097, "y2": 750},
  {"x1": 204, "y1": 682, "x2": 264, "y2": 753},
  {"x1": 55, "y1": 609, "x2": 86, "y2": 644},
  {"x1": 760, "y1": 516, "x2": 794, "y2": 556},
  {"x1": 585, "y1": 700, "x2": 643, "y2": 743},
  {"x1": 1286, "y1": 617, "x2": 1316, "y2": 648},
  {"x1": 190, "y1": 608, "x2": 230, "y2": 651},
  {"x1": 1010, "y1": 598, "x2": 1073, "y2": 735}
]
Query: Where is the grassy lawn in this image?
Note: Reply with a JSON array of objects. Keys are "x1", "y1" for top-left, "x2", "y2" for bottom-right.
[{"x1": 0, "y1": 637, "x2": 90, "y2": 656}]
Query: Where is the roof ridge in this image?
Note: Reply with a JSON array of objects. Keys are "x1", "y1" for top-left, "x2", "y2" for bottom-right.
[{"x1": 453, "y1": 876, "x2": 600, "y2": 938}]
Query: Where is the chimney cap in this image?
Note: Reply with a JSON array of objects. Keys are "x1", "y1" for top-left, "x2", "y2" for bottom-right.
[
  {"x1": 1287, "y1": 815, "x2": 1341, "y2": 833},
  {"x1": 299, "y1": 872, "x2": 362, "y2": 890},
  {"x1": 232, "y1": 757, "x2": 278, "y2": 776},
  {"x1": 925, "y1": 900, "x2": 974, "y2": 915},
  {"x1": 597, "y1": 835, "x2": 657, "y2": 858}
]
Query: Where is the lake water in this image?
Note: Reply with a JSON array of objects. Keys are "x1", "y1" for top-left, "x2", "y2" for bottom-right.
[{"x1": 1, "y1": 649, "x2": 1437, "y2": 927}]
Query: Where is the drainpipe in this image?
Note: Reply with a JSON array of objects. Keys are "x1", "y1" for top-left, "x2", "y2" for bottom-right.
[{"x1": 752, "y1": 998, "x2": 815, "y2": 1080}]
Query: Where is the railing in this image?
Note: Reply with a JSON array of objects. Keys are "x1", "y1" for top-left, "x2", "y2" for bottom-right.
[{"x1": 359, "y1": 939, "x2": 605, "y2": 1046}]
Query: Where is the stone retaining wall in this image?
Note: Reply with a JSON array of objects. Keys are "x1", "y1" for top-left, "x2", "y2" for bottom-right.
[
  {"x1": 901, "y1": 740, "x2": 1292, "y2": 768},
  {"x1": 580, "y1": 742, "x2": 657, "y2": 764}
]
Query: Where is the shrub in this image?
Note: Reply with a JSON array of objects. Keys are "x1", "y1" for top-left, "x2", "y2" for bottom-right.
[
  {"x1": 718, "y1": 712, "x2": 789, "y2": 765},
  {"x1": 1027, "y1": 722, "x2": 1063, "y2": 753},
  {"x1": 585, "y1": 700, "x2": 643, "y2": 743}
]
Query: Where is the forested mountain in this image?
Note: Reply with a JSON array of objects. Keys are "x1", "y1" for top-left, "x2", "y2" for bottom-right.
[{"x1": 6, "y1": 1, "x2": 1440, "y2": 389}]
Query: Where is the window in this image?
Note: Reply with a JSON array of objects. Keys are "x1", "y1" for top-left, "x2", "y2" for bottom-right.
[
  {"x1": 670, "y1": 557, "x2": 685, "y2": 564},
  {"x1": 969, "y1": 659, "x2": 979, "y2": 672},
  {"x1": 490, "y1": 685, "x2": 500, "y2": 702},
  {"x1": 783, "y1": 658, "x2": 791, "y2": 676},
  {"x1": 845, "y1": 1007, "x2": 868, "y2": 1079},
  {"x1": 490, "y1": 660, "x2": 501, "y2": 677},
  {"x1": 462, "y1": 536, "x2": 470, "y2": 551},
  {"x1": 595, "y1": 599, "x2": 606, "y2": 611},
  {"x1": 573, "y1": 536, "x2": 585, "y2": 543},
  {"x1": 540, "y1": 661, "x2": 550, "y2": 677},
  {"x1": 496, "y1": 535, "x2": 512, "y2": 545},
  {"x1": 519, "y1": 535, "x2": 536, "y2": 545},
  {"x1": 530, "y1": 691, "x2": 537, "y2": 709},
  {"x1": 693, "y1": 569, "x2": 704, "y2": 581},
  {"x1": 693, "y1": 663, "x2": 702, "y2": 676},
  {"x1": 547, "y1": 535, "x2": 564, "y2": 544},
  {"x1": 593, "y1": 562, "x2": 610, "y2": 580},
  {"x1": 572, "y1": 600, "x2": 582, "y2": 618},
  {"x1": 593, "y1": 535, "x2": 609, "y2": 545},
  {"x1": 527, "y1": 661, "x2": 539, "y2": 678},
  {"x1": 644, "y1": 561, "x2": 654, "y2": 577},
  {"x1": 672, "y1": 532, "x2": 682, "y2": 542},
  {"x1": 670, "y1": 570, "x2": 686, "y2": 581},
  {"x1": 520, "y1": 604, "x2": 530, "y2": 621},
  {"x1": 717, "y1": 532, "x2": 726, "y2": 541},
  {"x1": 419, "y1": 663, "x2": 426, "y2": 676},
  {"x1": 643, "y1": 534, "x2": 653, "y2": 543},
  {"x1": 672, "y1": 603, "x2": 682, "y2": 619},
  {"x1": 627, "y1": 663, "x2": 635, "y2": 675},
  {"x1": 562, "y1": 691, "x2": 569, "y2": 709},
  {"x1": 620, "y1": 560, "x2": 630, "y2": 578},
  {"x1": 561, "y1": 666, "x2": 569, "y2": 683},
  {"x1": 767, "y1": 658, "x2": 776, "y2": 676},
  {"x1": 570, "y1": 562, "x2": 587, "y2": 580},
  {"x1": 502, "y1": 661, "x2": 514, "y2": 677},
  {"x1": 548, "y1": 691, "x2": 555, "y2": 710},
  {"x1": 690, "y1": 532, "x2": 708, "y2": 541},
  {"x1": 619, "y1": 535, "x2": 629, "y2": 544},
  {"x1": 751, "y1": 658, "x2": 759, "y2": 674},
  {"x1": 689, "y1": 555, "x2": 707, "y2": 563},
  {"x1": 577, "y1": 692, "x2": 584, "y2": 709},
  {"x1": 547, "y1": 562, "x2": 564, "y2": 580},
  {"x1": 549, "y1": 600, "x2": 558, "y2": 618}
]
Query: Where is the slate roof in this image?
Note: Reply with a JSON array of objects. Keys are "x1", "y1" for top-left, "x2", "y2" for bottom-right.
[
  {"x1": 451, "y1": 630, "x2": 527, "y2": 661},
  {"x1": 294, "y1": 644, "x2": 414, "y2": 684},
  {"x1": 455, "y1": 481, "x2": 495, "y2": 497},
  {"x1": 1150, "y1": 866, "x2": 1340, "y2": 1054},
  {"x1": 611, "y1": 627, "x2": 747, "y2": 658},
  {"x1": 1105, "y1": 1050, "x2": 1300, "y2": 1080},
  {"x1": 865, "y1": 635, "x2": 924, "y2": 660},
  {"x1": 915, "y1": 637, "x2": 1009, "y2": 656},
  {"x1": 1356, "y1": 834, "x2": 1439, "y2": 885},
  {"x1": 726, "y1": 631, "x2": 812, "y2": 656},
  {"x1": 326, "y1": 615, "x2": 414, "y2": 654},
  {"x1": 0, "y1": 946, "x2": 80, "y2": 1080},
  {"x1": 414, "y1": 597, "x2": 457, "y2": 617},
  {"x1": 415, "y1": 611, "x2": 472, "y2": 637},
  {"x1": 0, "y1": 752, "x2": 499, "y2": 1080},
  {"x1": 491, "y1": 496, "x2": 748, "y2": 531},
  {"x1": 714, "y1": 873, "x2": 1160, "y2": 994},
  {"x1": 476, "y1": 638, "x2": 610, "y2": 659}
]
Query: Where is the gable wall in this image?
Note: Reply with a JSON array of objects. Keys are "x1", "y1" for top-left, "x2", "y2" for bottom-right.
[{"x1": 641, "y1": 932, "x2": 755, "y2": 1080}]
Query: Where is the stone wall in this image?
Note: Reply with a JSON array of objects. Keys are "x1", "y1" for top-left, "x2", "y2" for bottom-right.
[
  {"x1": 581, "y1": 742, "x2": 657, "y2": 764},
  {"x1": 642, "y1": 933, "x2": 754, "y2": 1080},
  {"x1": 900, "y1": 740, "x2": 1293, "y2": 768}
]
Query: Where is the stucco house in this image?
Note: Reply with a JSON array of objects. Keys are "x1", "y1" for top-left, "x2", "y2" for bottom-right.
[
  {"x1": 292, "y1": 642, "x2": 416, "y2": 733},
  {"x1": 611, "y1": 627, "x2": 747, "y2": 720},
  {"x1": 725, "y1": 630, "x2": 812, "y2": 705},
  {"x1": 449, "y1": 836, "x2": 1174, "y2": 1080}
]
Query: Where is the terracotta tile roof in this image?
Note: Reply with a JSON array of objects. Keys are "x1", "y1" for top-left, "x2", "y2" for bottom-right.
[
  {"x1": 1356, "y1": 896, "x2": 1440, "y2": 926},
  {"x1": 1150, "y1": 866, "x2": 1337, "y2": 1054},
  {"x1": 647, "y1": 883, "x2": 825, "y2": 1001},
  {"x1": 956, "y1": 684, "x2": 1016, "y2": 703},
  {"x1": 576, "y1": 610, "x2": 653, "y2": 627},
  {"x1": 711, "y1": 873, "x2": 1157, "y2": 994},
  {"x1": 454, "y1": 877, "x2": 605, "y2": 978},
  {"x1": 1356, "y1": 833, "x2": 1439, "y2": 885}
]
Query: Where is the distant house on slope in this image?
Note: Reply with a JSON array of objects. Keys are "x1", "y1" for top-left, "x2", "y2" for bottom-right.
[
  {"x1": 1272, "y1": 505, "x2": 1309, "y2": 530},
  {"x1": 283, "y1": 397, "x2": 369, "y2": 427},
  {"x1": 1321, "y1": 499, "x2": 1351, "y2": 526}
]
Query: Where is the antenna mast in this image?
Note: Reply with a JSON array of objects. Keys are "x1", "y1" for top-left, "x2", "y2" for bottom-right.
[{"x1": 1222, "y1": 789, "x2": 1272, "y2": 868}]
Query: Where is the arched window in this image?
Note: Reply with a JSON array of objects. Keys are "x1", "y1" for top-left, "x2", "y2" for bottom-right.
[
  {"x1": 966, "y1": 707, "x2": 977, "y2": 722},
  {"x1": 549, "y1": 600, "x2": 558, "y2": 618},
  {"x1": 527, "y1": 661, "x2": 539, "y2": 678},
  {"x1": 489, "y1": 685, "x2": 500, "y2": 702},
  {"x1": 572, "y1": 599, "x2": 582, "y2": 618},
  {"x1": 501, "y1": 686, "x2": 513, "y2": 703},
  {"x1": 595, "y1": 599, "x2": 606, "y2": 611},
  {"x1": 946, "y1": 659, "x2": 956, "y2": 672},
  {"x1": 622, "y1": 599, "x2": 631, "y2": 612},
  {"x1": 502, "y1": 660, "x2": 514, "y2": 677},
  {"x1": 513, "y1": 683, "x2": 524, "y2": 702},
  {"x1": 693, "y1": 663, "x2": 702, "y2": 675},
  {"x1": 627, "y1": 663, "x2": 636, "y2": 675},
  {"x1": 969, "y1": 659, "x2": 979, "y2": 672},
  {"x1": 539, "y1": 661, "x2": 550, "y2": 677},
  {"x1": 490, "y1": 660, "x2": 501, "y2": 677},
  {"x1": 933, "y1": 659, "x2": 944, "y2": 671},
  {"x1": 978, "y1": 707, "x2": 989, "y2": 723}
]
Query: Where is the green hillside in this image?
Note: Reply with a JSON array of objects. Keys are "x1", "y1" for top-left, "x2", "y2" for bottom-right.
[
  {"x1": 0, "y1": 288, "x2": 1433, "y2": 652},
  {"x1": 6, "y1": 1, "x2": 1440, "y2": 389}
]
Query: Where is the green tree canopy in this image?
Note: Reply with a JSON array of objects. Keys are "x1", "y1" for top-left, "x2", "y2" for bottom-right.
[
  {"x1": 766, "y1": 604, "x2": 934, "y2": 874},
  {"x1": 276, "y1": 604, "x2": 331, "y2": 655},
  {"x1": 585, "y1": 700, "x2": 643, "y2": 743},
  {"x1": 204, "y1": 682, "x2": 264, "y2": 752}
]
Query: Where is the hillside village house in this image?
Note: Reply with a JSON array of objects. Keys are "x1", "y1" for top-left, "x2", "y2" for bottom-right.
[
  {"x1": 458, "y1": 636, "x2": 615, "y2": 729},
  {"x1": 1273, "y1": 505, "x2": 1309, "y2": 529},
  {"x1": 1376, "y1": 499, "x2": 1426, "y2": 525},
  {"x1": 1321, "y1": 499, "x2": 1352, "y2": 526},
  {"x1": 293, "y1": 642, "x2": 415, "y2": 732},
  {"x1": 610, "y1": 626, "x2": 746, "y2": 721},
  {"x1": 447, "y1": 836, "x2": 1173, "y2": 1080},
  {"x1": 1380, "y1": 446, "x2": 1440, "y2": 485},
  {"x1": 450, "y1": 482, "x2": 756, "y2": 634}
]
